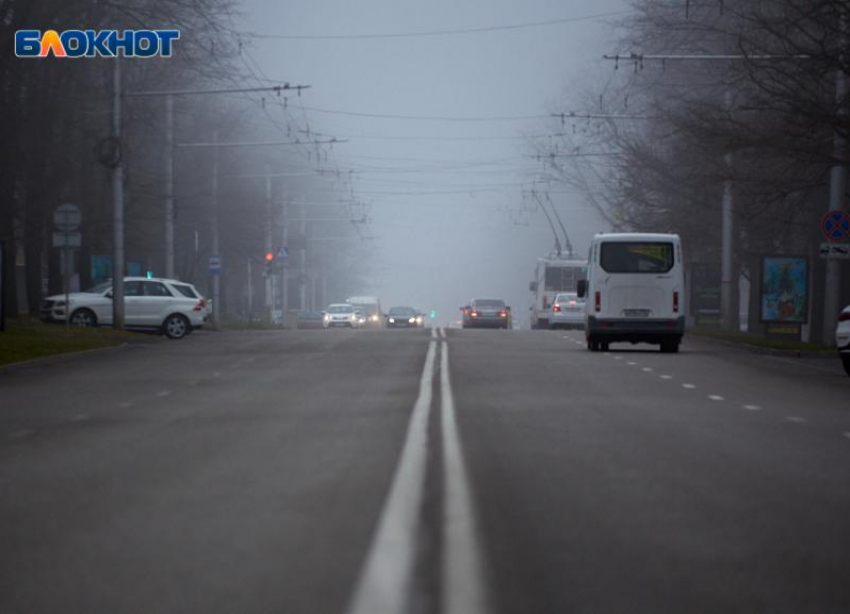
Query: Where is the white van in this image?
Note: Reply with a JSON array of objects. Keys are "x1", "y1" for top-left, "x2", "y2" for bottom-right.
[{"x1": 577, "y1": 233, "x2": 685, "y2": 353}]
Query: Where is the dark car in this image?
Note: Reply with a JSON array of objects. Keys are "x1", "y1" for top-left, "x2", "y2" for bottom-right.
[
  {"x1": 387, "y1": 306, "x2": 419, "y2": 328},
  {"x1": 461, "y1": 298, "x2": 510, "y2": 329}
]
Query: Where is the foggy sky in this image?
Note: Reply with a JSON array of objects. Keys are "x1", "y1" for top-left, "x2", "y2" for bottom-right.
[{"x1": 242, "y1": 0, "x2": 629, "y2": 326}]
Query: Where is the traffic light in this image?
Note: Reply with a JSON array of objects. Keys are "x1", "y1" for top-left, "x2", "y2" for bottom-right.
[{"x1": 264, "y1": 251, "x2": 274, "y2": 263}]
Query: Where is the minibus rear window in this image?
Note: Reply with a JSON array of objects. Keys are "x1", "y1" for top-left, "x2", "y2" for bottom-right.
[{"x1": 600, "y1": 242, "x2": 674, "y2": 273}]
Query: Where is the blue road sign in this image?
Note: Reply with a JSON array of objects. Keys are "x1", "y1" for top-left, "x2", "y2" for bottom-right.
[
  {"x1": 821, "y1": 210, "x2": 850, "y2": 242},
  {"x1": 209, "y1": 254, "x2": 222, "y2": 275}
]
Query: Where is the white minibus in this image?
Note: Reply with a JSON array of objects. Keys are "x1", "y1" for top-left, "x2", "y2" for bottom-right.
[{"x1": 577, "y1": 233, "x2": 685, "y2": 353}]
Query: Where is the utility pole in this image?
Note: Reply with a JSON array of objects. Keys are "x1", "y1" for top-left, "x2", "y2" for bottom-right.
[
  {"x1": 721, "y1": 89, "x2": 736, "y2": 330},
  {"x1": 111, "y1": 58, "x2": 125, "y2": 330},
  {"x1": 265, "y1": 172, "x2": 274, "y2": 323},
  {"x1": 281, "y1": 193, "x2": 289, "y2": 318},
  {"x1": 300, "y1": 200, "x2": 307, "y2": 310},
  {"x1": 164, "y1": 94, "x2": 175, "y2": 278},
  {"x1": 824, "y1": 12, "x2": 848, "y2": 343},
  {"x1": 211, "y1": 131, "x2": 220, "y2": 329}
]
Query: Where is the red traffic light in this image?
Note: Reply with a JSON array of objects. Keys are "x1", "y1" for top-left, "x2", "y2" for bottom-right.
[{"x1": 264, "y1": 251, "x2": 274, "y2": 262}]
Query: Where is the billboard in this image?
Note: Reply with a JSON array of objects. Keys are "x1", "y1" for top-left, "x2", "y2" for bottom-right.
[{"x1": 760, "y1": 256, "x2": 808, "y2": 324}]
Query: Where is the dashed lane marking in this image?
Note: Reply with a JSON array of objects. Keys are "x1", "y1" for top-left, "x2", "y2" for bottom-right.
[
  {"x1": 213, "y1": 372, "x2": 222, "y2": 378},
  {"x1": 785, "y1": 416, "x2": 807, "y2": 423},
  {"x1": 71, "y1": 414, "x2": 90, "y2": 422},
  {"x1": 431, "y1": 328, "x2": 438, "y2": 339},
  {"x1": 660, "y1": 375, "x2": 673, "y2": 380},
  {"x1": 642, "y1": 367, "x2": 653, "y2": 372},
  {"x1": 117, "y1": 402, "x2": 133, "y2": 408},
  {"x1": 743, "y1": 405, "x2": 761, "y2": 411},
  {"x1": 682, "y1": 383, "x2": 696, "y2": 389},
  {"x1": 708, "y1": 395, "x2": 724, "y2": 401},
  {"x1": 9, "y1": 429, "x2": 36, "y2": 440},
  {"x1": 156, "y1": 390, "x2": 171, "y2": 398},
  {"x1": 843, "y1": 432, "x2": 850, "y2": 440},
  {"x1": 627, "y1": 361, "x2": 638, "y2": 366}
]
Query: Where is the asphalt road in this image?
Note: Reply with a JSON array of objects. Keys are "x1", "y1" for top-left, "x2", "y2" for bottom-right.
[{"x1": 1, "y1": 327, "x2": 848, "y2": 614}]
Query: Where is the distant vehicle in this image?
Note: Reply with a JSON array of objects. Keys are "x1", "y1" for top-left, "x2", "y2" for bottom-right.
[
  {"x1": 346, "y1": 295, "x2": 383, "y2": 328},
  {"x1": 578, "y1": 233, "x2": 685, "y2": 353},
  {"x1": 529, "y1": 256, "x2": 588, "y2": 329},
  {"x1": 837, "y1": 304, "x2": 850, "y2": 377},
  {"x1": 387, "y1": 306, "x2": 419, "y2": 328},
  {"x1": 296, "y1": 310, "x2": 326, "y2": 330},
  {"x1": 323, "y1": 303, "x2": 360, "y2": 328},
  {"x1": 549, "y1": 292, "x2": 585, "y2": 330},
  {"x1": 461, "y1": 298, "x2": 510, "y2": 329},
  {"x1": 40, "y1": 277, "x2": 206, "y2": 339}
]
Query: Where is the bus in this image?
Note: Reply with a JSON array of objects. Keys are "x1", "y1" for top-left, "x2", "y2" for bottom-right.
[
  {"x1": 529, "y1": 256, "x2": 588, "y2": 329},
  {"x1": 578, "y1": 233, "x2": 685, "y2": 353}
]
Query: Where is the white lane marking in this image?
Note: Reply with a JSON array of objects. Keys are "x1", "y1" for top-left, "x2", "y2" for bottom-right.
[
  {"x1": 627, "y1": 361, "x2": 637, "y2": 366},
  {"x1": 660, "y1": 375, "x2": 673, "y2": 380},
  {"x1": 743, "y1": 405, "x2": 761, "y2": 411},
  {"x1": 212, "y1": 372, "x2": 222, "y2": 378},
  {"x1": 71, "y1": 414, "x2": 90, "y2": 422},
  {"x1": 431, "y1": 327, "x2": 437, "y2": 339},
  {"x1": 707, "y1": 395, "x2": 724, "y2": 402},
  {"x1": 439, "y1": 327, "x2": 447, "y2": 339},
  {"x1": 642, "y1": 367, "x2": 653, "y2": 372},
  {"x1": 117, "y1": 401, "x2": 133, "y2": 408},
  {"x1": 346, "y1": 341, "x2": 437, "y2": 614},
  {"x1": 613, "y1": 356, "x2": 623, "y2": 361},
  {"x1": 843, "y1": 432, "x2": 850, "y2": 440},
  {"x1": 156, "y1": 390, "x2": 171, "y2": 398},
  {"x1": 785, "y1": 416, "x2": 807, "y2": 423},
  {"x1": 9, "y1": 429, "x2": 36, "y2": 440},
  {"x1": 441, "y1": 342, "x2": 489, "y2": 614},
  {"x1": 682, "y1": 383, "x2": 696, "y2": 389}
]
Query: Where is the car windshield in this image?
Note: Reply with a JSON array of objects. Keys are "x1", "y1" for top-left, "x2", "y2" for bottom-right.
[
  {"x1": 327, "y1": 305, "x2": 354, "y2": 314},
  {"x1": 389, "y1": 307, "x2": 415, "y2": 316}
]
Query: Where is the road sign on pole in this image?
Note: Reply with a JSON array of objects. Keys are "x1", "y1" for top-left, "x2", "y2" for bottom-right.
[
  {"x1": 53, "y1": 203, "x2": 81, "y2": 231},
  {"x1": 209, "y1": 254, "x2": 222, "y2": 275},
  {"x1": 821, "y1": 210, "x2": 850, "y2": 242},
  {"x1": 819, "y1": 243, "x2": 850, "y2": 259}
]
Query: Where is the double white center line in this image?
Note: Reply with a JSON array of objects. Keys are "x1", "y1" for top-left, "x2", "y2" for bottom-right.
[{"x1": 347, "y1": 329, "x2": 487, "y2": 614}]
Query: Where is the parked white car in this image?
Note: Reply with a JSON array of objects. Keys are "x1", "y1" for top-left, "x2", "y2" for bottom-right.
[
  {"x1": 40, "y1": 277, "x2": 206, "y2": 339},
  {"x1": 837, "y1": 304, "x2": 850, "y2": 377}
]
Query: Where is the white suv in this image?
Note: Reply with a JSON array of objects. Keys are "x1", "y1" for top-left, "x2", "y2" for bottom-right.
[
  {"x1": 837, "y1": 304, "x2": 850, "y2": 377},
  {"x1": 41, "y1": 277, "x2": 206, "y2": 339}
]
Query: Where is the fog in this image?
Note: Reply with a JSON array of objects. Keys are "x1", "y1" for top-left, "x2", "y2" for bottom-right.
[{"x1": 242, "y1": 0, "x2": 627, "y2": 326}]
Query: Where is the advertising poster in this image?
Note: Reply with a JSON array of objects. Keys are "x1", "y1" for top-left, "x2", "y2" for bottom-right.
[{"x1": 760, "y1": 256, "x2": 808, "y2": 323}]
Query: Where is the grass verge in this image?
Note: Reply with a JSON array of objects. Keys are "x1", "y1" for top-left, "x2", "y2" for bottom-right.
[
  {"x1": 689, "y1": 326, "x2": 835, "y2": 354},
  {"x1": 0, "y1": 318, "x2": 140, "y2": 367}
]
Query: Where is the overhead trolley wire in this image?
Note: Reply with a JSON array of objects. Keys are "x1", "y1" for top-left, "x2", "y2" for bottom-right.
[{"x1": 246, "y1": 10, "x2": 632, "y2": 40}]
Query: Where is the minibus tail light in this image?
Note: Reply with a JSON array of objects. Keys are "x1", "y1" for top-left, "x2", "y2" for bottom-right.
[
  {"x1": 595, "y1": 291, "x2": 601, "y2": 312},
  {"x1": 673, "y1": 291, "x2": 679, "y2": 314}
]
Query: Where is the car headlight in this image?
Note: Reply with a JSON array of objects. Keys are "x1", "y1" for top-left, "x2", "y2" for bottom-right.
[
  {"x1": 408, "y1": 317, "x2": 416, "y2": 323},
  {"x1": 323, "y1": 314, "x2": 330, "y2": 321},
  {"x1": 369, "y1": 314, "x2": 377, "y2": 322},
  {"x1": 389, "y1": 318, "x2": 395, "y2": 323}
]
